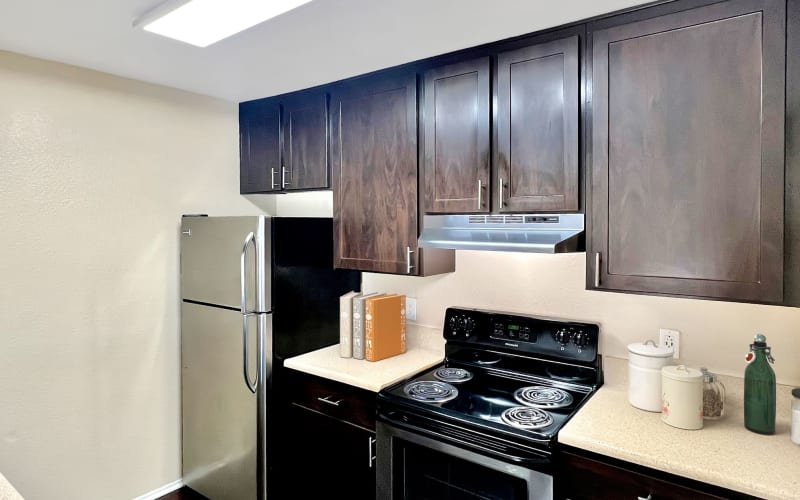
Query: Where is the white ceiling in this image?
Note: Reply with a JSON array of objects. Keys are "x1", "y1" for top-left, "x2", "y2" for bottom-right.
[{"x1": 0, "y1": 0, "x2": 649, "y2": 103}]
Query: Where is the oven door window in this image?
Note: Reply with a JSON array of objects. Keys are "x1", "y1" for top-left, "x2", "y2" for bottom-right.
[{"x1": 399, "y1": 441, "x2": 528, "y2": 500}]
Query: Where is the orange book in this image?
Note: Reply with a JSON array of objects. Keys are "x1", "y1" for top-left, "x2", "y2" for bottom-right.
[{"x1": 364, "y1": 294, "x2": 406, "y2": 362}]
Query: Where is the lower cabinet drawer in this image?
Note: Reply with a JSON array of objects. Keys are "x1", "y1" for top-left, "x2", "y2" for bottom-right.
[
  {"x1": 557, "y1": 450, "x2": 753, "y2": 500},
  {"x1": 286, "y1": 369, "x2": 376, "y2": 431}
]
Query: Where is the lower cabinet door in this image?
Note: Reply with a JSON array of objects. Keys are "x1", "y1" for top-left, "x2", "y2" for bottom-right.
[
  {"x1": 280, "y1": 403, "x2": 376, "y2": 500},
  {"x1": 557, "y1": 450, "x2": 747, "y2": 500}
]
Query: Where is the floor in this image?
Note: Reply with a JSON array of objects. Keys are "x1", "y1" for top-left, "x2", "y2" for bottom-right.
[{"x1": 156, "y1": 487, "x2": 207, "y2": 500}]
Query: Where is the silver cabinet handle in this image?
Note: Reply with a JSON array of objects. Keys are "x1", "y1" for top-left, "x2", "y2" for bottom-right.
[
  {"x1": 317, "y1": 395, "x2": 342, "y2": 406},
  {"x1": 368, "y1": 436, "x2": 377, "y2": 468},
  {"x1": 406, "y1": 246, "x2": 416, "y2": 274},
  {"x1": 594, "y1": 252, "x2": 601, "y2": 288},
  {"x1": 477, "y1": 179, "x2": 484, "y2": 209},
  {"x1": 240, "y1": 232, "x2": 258, "y2": 394},
  {"x1": 498, "y1": 177, "x2": 505, "y2": 208},
  {"x1": 281, "y1": 166, "x2": 290, "y2": 188},
  {"x1": 270, "y1": 168, "x2": 279, "y2": 190}
]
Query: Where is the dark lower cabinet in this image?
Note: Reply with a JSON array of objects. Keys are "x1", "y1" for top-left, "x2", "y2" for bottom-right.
[
  {"x1": 279, "y1": 370, "x2": 376, "y2": 500},
  {"x1": 588, "y1": 0, "x2": 786, "y2": 303},
  {"x1": 556, "y1": 449, "x2": 754, "y2": 500}
]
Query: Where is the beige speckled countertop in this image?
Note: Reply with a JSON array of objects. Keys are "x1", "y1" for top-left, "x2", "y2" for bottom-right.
[
  {"x1": 0, "y1": 473, "x2": 23, "y2": 500},
  {"x1": 560, "y1": 356, "x2": 799, "y2": 499},
  {"x1": 284, "y1": 327, "x2": 444, "y2": 392}
]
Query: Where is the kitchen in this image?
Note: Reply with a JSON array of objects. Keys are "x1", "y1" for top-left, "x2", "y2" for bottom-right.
[{"x1": 1, "y1": 0, "x2": 799, "y2": 499}]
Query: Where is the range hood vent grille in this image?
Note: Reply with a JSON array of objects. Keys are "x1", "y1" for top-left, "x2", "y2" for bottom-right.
[{"x1": 419, "y1": 214, "x2": 584, "y2": 254}]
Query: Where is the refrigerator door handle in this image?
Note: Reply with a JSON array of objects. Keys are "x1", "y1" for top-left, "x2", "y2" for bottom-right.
[
  {"x1": 240, "y1": 232, "x2": 256, "y2": 314},
  {"x1": 242, "y1": 313, "x2": 258, "y2": 394},
  {"x1": 241, "y1": 231, "x2": 258, "y2": 393}
]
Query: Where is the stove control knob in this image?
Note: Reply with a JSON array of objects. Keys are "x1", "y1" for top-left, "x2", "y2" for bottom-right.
[
  {"x1": 463, "y1": 317, "x2": 476, "y2": 335},
  {"x1": 554, "y1": 328, "x2": 572, "y2": 345},
  {"x1": 572, "y1": 330, "x2": 589, "y2": 348}
]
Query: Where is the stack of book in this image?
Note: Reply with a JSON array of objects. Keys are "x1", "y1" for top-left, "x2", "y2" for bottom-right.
[{"x1": 339, "y1": 291, "x2": 406, "y2": 362}]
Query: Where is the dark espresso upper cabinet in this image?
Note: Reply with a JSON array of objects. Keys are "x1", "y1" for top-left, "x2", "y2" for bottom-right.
[
  {"x1": 330, "y1": 70, "x2": 421, "y2": 274},
  {"x1": 588, "y1": 0, "x2": 786, "y2": 303},
  {"x1": 281, "y1": 90, "x2": 329, "y2": 191},
  {"x1": 239, "y1": 89, "x2": 329, "y2": 193},
  {"x1": 495, "y1": 35, "x2": 580, "y2": 213},
  {"x1": 422, "y1": 57, "x2": 491, "y2": 213},
  {"x1": 421, "y1": 35, "x2": 580, "y2": 215},
  {"x1": 239, "y1": 98, "x2": 281, "y2": 193}
]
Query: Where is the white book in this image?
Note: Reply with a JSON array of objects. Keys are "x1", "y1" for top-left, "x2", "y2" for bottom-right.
[{"x1": 339, "y1": 291, "x2": 360, "y2": 358}]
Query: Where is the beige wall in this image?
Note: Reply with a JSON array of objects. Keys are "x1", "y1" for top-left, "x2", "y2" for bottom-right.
[
  {"x1": 272, "y1": 191, "x2": 800, "y2": 388},
  {"x1": 0, "y1": 51, "x2": 267, "y2": 499},
  {"x1": 364, "y1": 252, "x2": 800, "y2": 387}
]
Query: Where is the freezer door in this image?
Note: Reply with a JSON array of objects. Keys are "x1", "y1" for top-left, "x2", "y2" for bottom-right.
[
  {"x1": 181, "y1": 216, "x2": 271, "y2": 312},
  {"x1": 182, "y1": 302, "x2": 266, "y2": 500}
]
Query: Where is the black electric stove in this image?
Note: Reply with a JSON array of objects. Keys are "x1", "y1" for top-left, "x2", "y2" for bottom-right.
[{"x1": 376, "y1": 307, "x2": 602, "y2": 499}]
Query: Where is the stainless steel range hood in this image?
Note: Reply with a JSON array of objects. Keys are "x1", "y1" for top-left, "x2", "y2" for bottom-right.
[{"x1": 418, "y1": 214, "x2": 584, "y2": 253}]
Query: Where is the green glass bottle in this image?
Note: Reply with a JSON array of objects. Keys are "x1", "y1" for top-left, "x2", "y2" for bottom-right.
[{"x1": 744, "y1": 334, "x2": 776, "y2": 434}]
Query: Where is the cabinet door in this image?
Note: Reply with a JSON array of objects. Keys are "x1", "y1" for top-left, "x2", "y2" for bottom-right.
[
  {"x1": 330, "y1": 71, "x2": 419, "y2": 274},
  {"x1": 282, "y1": 89, "x2": 329, "y2": 191},
  {"x1": 558, "y1": 451, "x2": 732, "y2": 500},
  {"x1": 422, "y1": 57, "x2": 491, "y2": 214},
  {"x1": 589, "y1": 0, "x2": 785, "y2": 302},
  {"x1": 281, "y1": 403, "x2": 376, "y2": 500},
  {"x1": 239, "y1": 98, "x2": 281, "y2": 193},
  {"x1": 495, "y1": 36, "x2": 579, "y2": 213}
]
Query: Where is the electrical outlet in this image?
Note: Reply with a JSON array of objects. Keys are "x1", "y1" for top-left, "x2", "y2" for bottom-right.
[
  {"x1": 406, "y1": 297, "x2": 417, "y2": 321},
  {"x1": 659, "y1": 328, "x2": 681, "y2": 359}
]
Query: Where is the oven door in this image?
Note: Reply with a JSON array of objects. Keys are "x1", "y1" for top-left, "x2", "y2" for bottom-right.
[{"x1": 377, "y1": 416, "x2": 553, "y2": 500}]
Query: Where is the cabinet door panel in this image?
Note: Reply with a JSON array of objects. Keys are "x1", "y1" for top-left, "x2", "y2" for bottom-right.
[
  {"x1": 590, "y1": 0, "x2": 784, "y2": 302},
  {"x1": 239, "y1": 99, "x2": 281, "y2": 193},
  {"x1": 282, "y1": 90, "x2": 329, "y2": 190},
  {"x1": 281, "y1": 404, "x2": 376, "y2": 499},
  {"x1": 496, "y1": 36, "x2": 579, "y2": 212},
  {"x1": 423, "y1": 58, "x2": 491, "y2": 213},
  {"x1": 331, "y1": 72, "x2": 418, "y2": 274}
]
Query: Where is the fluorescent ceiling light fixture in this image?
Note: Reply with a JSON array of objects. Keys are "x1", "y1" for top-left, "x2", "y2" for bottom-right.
[{"x1": 135, "y1": 0, "x2": 313, "y2": 47}]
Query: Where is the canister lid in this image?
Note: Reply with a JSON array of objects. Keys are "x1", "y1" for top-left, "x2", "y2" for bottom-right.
[
  {"x1": 662, "y1": 365, "x2": 703, "y2": 382},
  {"x1": 628, "y1": 339, "x2": 674, "y2": 358}
]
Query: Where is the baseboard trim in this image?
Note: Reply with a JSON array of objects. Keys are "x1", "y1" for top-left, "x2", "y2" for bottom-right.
[{"x1": 132, "y1": 479, "x2": 183, "y2": 500}]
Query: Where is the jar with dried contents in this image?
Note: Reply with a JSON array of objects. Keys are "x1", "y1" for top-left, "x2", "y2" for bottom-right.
[{"x1": 701, "y1": 367, "x2": 725, "y2": 420}]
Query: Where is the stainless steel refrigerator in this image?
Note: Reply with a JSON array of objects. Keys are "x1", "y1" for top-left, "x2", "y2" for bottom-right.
[{"x1": 180, "y1": 215, "x2": 360, "y2": 499}]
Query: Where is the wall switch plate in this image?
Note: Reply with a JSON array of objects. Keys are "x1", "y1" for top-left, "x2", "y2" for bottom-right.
[
  {"x1": 406, "y1": 297, "x2": 417, "y2": 321},
  {"x1": 659, "y1": 328, "x2": 680, "y2": 359}
]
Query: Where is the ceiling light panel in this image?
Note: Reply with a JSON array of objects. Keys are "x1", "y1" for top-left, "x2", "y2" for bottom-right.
[{"x1": 139, "y1": 0, "x2": 312, "y2": 48}]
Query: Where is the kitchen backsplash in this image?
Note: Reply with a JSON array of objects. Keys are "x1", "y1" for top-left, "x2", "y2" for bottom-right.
[
  {"x1": 363, "y1": 250, "x2": 800, "y2": 387},
  {"x1": 269, "y1": 190, "x2": 800, "y2": 386}
]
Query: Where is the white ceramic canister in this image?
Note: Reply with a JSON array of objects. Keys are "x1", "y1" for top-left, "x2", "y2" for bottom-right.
[
  {"x1": 627, "y1": 340, "x2": 674, "y2": 412},
  {"x1": 661, "y1": 365, "x2": 704, "y2": 430}
]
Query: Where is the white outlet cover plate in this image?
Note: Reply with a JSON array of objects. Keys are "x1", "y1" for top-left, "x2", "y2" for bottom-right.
[
  {"x1": 406, "y1": 297, "x2": 417, "y2": 321},
  {"x1": 659, "y1": 328, "x2": 680, "y2": 359}
]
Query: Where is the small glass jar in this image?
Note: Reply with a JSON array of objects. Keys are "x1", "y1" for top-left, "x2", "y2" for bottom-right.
[
  {"x1": 792, "y1": 388, "x2": 800, "y2": 445},
  {"x1": 701, "y1": 368, "x2": 725, "y2": 420}
]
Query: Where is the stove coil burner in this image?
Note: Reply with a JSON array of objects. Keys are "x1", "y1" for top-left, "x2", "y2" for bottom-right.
[
  {"x1": 514, "y1": 386, "x2": 573, "y2": 409},
  {"x1": 403, "y1": 380, "x2": 459, "y2": 403},
  {"x1": 433, "y1": 367, "x2": 473, "y2": 383},
  {"x1": 500, "y1": 407, "x2": 554, "y2": 430}
]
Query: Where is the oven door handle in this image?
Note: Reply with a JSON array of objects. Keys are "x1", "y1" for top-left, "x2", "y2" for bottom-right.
[{"x1": 378, "y1": 410, "x2": 550, "y2": 467}]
